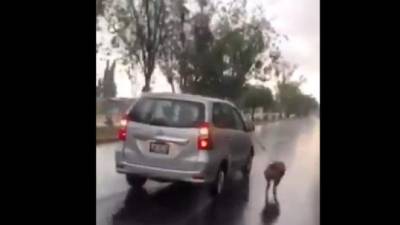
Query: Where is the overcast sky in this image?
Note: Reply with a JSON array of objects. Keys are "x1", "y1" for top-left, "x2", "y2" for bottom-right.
[{"x1": 256, "y1": 0, "x2": 320, "y2": 101}]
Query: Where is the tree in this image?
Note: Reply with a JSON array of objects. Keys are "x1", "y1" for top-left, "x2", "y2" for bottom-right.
[
  {"x1": 178, "y1": 0, "x2": 215, "y2": 95},
  {"x1": 108, "y1": 0, "x2": 170, "y2": 93},
  {"x1": 96, "y1": 0, "x2": 105, "y2": 16},
  {"x1": 100, "y1": 0, "x2": 286, "y2": 99},
  {"x1": 180, "y1": 0, "x2": 276, "y2": 101},
  {"x1": 292, "y1": 94, "x2": 319, "y2": 117},
  {"x1": 276, "y1": 81, "x2": 301, "y2": 117},
  {"x1": 96, "y1": 79, "x2": 104, "y2": 98},
  {"x1": 215, "y1": 25, "x2": 265, "y2": 100},
  {"x1": 97, "y1": 1, "x2": 141, "y2": 97},
  {"x1": 277, "y1": 78, "x2": 319, "y2": 117},
  {"x1": 102, "y1": 60, "x2": 117, "y2": 98},
  {"x1": 241, "y1": 85, "x2": 273, "y2": 121},
  {"x1": 101, "y1": 59, "x2": 117, "y2": 127},
  {"x1": 272, "y1": 58, "x2": 302, "y2": 117},
  {"x1": 158, "y1": 0, "x2": 189, "y2": 93}
]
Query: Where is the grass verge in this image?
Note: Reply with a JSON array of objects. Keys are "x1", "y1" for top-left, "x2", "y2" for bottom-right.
[{"x1": 96, "y1": 126, "x2": 119, "y2": 144}]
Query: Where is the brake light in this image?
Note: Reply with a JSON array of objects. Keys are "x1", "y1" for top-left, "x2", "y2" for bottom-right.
[
  {"x1": 197, "y1": 123, "x2": 213, "y2": 150},
  {"x1": 118, "y1": 115, "x2": 130, "y2": 141}
]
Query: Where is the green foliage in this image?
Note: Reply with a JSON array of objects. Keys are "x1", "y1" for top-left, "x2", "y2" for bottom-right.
[
  {"x1": 241, "y1": 85, "x2": 273, "y2": 120},
  {"x1": 277, "y1": 81, "x2": 318, "y2": 117},
  {"x1": 175, "y1": 0, "x2": 275, "y2": 101},
  {"x1": 185, "y1": 25, "x2": 266, "y2": 100},
  {"x1": 243, "y1": 86, "x2": 273, "y2": 109},
  {"x1": 107, "y1": 0, "x2": 169, "y2": 93},
  {"x1": 99, "y1": 0, "x2": 287, "y2": 100},
  {"x1": 293, "y1": 95, "x2": 319, "y2": 116},
  {"x1": 158, "y1": 0, "x2": 191, "y2": 93}
]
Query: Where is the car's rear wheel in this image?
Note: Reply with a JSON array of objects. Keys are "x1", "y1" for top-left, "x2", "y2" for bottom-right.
[
  {"x1": 210, "y1": 167, "x2": 226, "y2": 197},
  {"x1": 242, "y1": 151, "x2": 254, "y2": 176},
  {"x1": 126, "y1": 175, "x2": 146, "y2": 188}
]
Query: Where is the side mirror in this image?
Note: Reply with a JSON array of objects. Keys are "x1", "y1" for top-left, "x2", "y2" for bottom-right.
[{"x1": 244, "y1": 120, "x2": 255, "y2": 132}]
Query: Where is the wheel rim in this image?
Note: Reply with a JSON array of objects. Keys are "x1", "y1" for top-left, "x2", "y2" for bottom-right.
[{"x1": 217, "y1": 171, "x2": 225, "y2": 194}]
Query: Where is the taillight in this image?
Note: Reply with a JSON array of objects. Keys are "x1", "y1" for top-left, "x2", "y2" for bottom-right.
[
  {"x1": 197, "y1": 123, "x2": 213, "y2": 150},
  {"x1": 118, "y1": 115, "x2": 129, "y2": 141}
]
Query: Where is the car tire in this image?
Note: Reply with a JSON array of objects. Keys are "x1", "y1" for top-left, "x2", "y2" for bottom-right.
[
  {"x1": 126, "y1": 175, "x2": 146, "y2": 188},
  {"x1": 242, "y1": 152, "x2": 253, "y2": 177},
  {"x1": 210, "y1": 167, "x2": 226, "y2": 197}
]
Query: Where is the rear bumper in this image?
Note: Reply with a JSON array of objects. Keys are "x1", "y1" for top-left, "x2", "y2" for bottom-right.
[
  {"x1": 115, "y1": 145, "x2": 221, "y2": 183},
  {"x1": 116, "y1": 161, "x2": 213, "y2": 183}
]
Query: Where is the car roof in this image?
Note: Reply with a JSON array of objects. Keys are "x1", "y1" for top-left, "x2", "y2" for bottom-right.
[{"x1": 141, "y1": 92, "x2": 235, "y2": 106}]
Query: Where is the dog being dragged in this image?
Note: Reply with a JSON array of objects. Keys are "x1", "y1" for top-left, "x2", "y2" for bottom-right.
[{"x1": 264, "y1": 161, "x2": 286, "y2": 201}]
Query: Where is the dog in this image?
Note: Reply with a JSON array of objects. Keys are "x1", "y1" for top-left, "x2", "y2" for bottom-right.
[{"x1": 264, "y1": 161, "x2": 286, "y2": 201}]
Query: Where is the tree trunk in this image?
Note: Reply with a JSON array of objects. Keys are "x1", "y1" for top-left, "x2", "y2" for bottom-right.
[
  {"x1": 170, "y1": 81, "x2": 175, "y2": 93},
  {"x1": 142, "y1": 73, "x2": 151, "y2": 93},
  {"x1": 180, "y1": 74, "x2": 190, "y2": 93},
  {"x1": 142, "y1": 76, "x2": 151, "y2": 93},
  {"x1": 180, "y1": 77, "x2": 184, "y2": 92},
  {"x1": 142, "y1": 84, "x2": 151, "y2": 92},
  {"x1": 142, "y1": 58, "x2": 156, "y2": 93}
]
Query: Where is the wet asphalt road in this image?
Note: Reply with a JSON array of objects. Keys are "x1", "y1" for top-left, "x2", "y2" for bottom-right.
[{"x1": 97, "y1": 117, "x2": 319, "y2": 225}]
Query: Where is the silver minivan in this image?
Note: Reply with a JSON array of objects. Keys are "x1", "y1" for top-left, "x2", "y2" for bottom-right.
[{"x1": 115, "y1": 93, "x2": 254, "y2": 196}]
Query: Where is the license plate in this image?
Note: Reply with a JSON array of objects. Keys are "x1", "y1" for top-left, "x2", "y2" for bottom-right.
[{"x1": 149, "y1": 142, "x2": 169, "y2": 154}]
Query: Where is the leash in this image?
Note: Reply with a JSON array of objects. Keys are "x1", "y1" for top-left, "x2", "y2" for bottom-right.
[{"x1": 253, "y1": 134, "x2": 267, "y2": 151}]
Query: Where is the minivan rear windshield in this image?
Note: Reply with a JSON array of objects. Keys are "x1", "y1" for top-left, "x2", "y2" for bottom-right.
[{"x1": 128, "y1": 98, "x2": 205, "y2": 128}]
